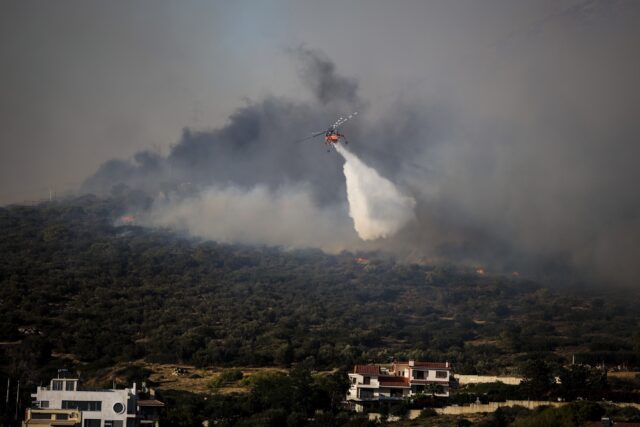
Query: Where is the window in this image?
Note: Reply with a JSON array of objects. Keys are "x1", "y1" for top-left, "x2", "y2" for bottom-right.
[
  {"x1": 52, "y1": 380, "x2": 63, "y2": 391},
  {"x1": 31, "y1": 413, "x2": 53, "y2": 420},
  {"x1": 84, "y1": 419, "x2": 100, "y2": 427},
  {"x1": 55, "y1": 414, "x2": 69, "y2": 420},
  {"x1": 411, "y1": 385, "x2": 425, "y2": 394},
  {"x1": 65, "y1": 381, "x2": 75, "y2": 391},
  {"x1": 412, "y1": 370, "x2": 425, "y2": 379},
  {"x1": 358, "y1": 389, "x2": 373, "y2": 399},
  {"x1": 105, "y1": 421, "x2": 123, "y2": 427},
  {"x1": 363, "y1": 376, "x2": 370, "y2": 385},
  {"x1": 62, "y1": 401, "x2": 102, "y2": 411},
  {"x1": 351, "y1": 377, "x2": 356, "y2": 384},
  {"x1": 390, "y1": 389, "x2": 403, "y2": 397},
  {"x1": 113, "y1": 403, "x2": 125, "y2": 414},
  {"x1": 39, "y1": 401, "x2": 49, "y2": 408},
  {"x1": 436, "y1": 370, "x2": 448, "y2": 379}
]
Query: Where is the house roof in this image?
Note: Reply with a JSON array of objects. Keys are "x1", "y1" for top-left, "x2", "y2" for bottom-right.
[
  {"x1": 414, "y1": 361, "x2": 449, "y2": 369},
  {"x1": 378, "y1": 377, "x2": 410, "y2": 388},
  {"x1": 394, "y1": 361, "x2": 450, "y2": 370},
  {"x1": 353, "y1": 365, "x2": 381, "y2": 375},
  {"x1": 583, "y1": 423, "x2": 640, "y2": 427}
]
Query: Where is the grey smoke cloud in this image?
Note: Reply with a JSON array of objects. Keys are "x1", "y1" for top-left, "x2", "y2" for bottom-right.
[
  {"x1": 5, "y1": 0, "x2": 639, "y2": 286},
  {"x1": 87, "y1": 0, "x2": 640, "y2": 286},
  {"x1": 147, "y1": 184, "x2": 360, "y2": 252},
  {"x1": 292, "y1": 47, "x2": 360, "y2": 107},
  {"x1": 83, "y1": 48, "x2": 367, "y2": 252}
]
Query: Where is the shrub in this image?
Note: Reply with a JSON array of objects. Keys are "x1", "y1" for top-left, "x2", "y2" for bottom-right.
[
  {"x1": 209, "y1": 369, "x2": 244, "y2": 388},
  {"x1": 418, "y1": 407, "x2": 437, "y2": 418}
]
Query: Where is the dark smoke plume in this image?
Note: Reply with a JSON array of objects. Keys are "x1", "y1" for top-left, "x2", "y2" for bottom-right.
[
  {"x1": 292, "y1": 46, "x2": 360, "y2": 106},
  {"x1": 84, "y1": 1, "x2": 640, "y2": 286}
]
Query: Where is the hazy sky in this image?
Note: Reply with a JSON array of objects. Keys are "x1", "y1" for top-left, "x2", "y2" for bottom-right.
[
  {"x1": 2, "y1": 0, "x2": 640, "y2": 285},
  {"x1": 1, "y1": 0, "x2": 579, "y2": 203}
]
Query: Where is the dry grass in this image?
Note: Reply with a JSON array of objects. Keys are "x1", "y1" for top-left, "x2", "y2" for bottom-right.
[
  {"x1": 146, "y1": 363, "x2": 288, "y2": 394},
  {"x1": 465, "y1": 338, "x2": 499, "y2": 347},
  {"x1": 609, "y1": 371, "x2": 640, "y2": 379},
  {"x1": 83, "y1": 361, "x2": 288, "y2": 394}
]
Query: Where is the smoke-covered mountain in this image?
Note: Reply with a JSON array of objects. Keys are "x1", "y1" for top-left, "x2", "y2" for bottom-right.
[{"x1": 81, "y1": 2, "x2": 640, "y2": 286}]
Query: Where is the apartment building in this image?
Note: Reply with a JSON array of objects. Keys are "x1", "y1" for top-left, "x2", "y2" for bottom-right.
[
  {"x1": 25, "y1": 375, "x2": 163, "y2": 427},
  {"x1": 346, "y1": 360, "x2": 451, "y2": 411}
]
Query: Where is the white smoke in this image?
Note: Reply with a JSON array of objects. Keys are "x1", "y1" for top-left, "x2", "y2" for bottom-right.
[
  {"x1": 143, "y1": 146, "x2": 416, "y2": 250},
  {"x1": 335, "y1": 144, "x2": 416, "y2": 240},
  {"x1": 145, "y1": 184, "x2": 360, "y2": 252}
]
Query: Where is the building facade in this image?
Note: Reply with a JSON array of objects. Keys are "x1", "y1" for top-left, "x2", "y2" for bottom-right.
[
  {"x1": 346, "y1": 360, "x2": 451, "y2": 411},
  {"x1": 25, "y1": 376, "x2": 163, "y2": 427}
]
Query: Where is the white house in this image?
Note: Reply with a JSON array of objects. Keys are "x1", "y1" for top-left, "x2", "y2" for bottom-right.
[
  {"x1": 26, "y1": 376, "x2": 163, "y2": 427},
  {"x1": 347, "y1": 360, "x2": 451, "y2": 411}
]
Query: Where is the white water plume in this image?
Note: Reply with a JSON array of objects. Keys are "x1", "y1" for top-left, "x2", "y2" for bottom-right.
[{"x1": 335, "y1": 144, "x2": 416, "y2": 240}]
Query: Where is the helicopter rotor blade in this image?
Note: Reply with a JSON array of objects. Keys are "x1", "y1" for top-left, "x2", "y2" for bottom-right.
[
  {"x1": 296, "y1": 131, "x2": 325, "y2": 143},
  {"x1": 333, "y1": 111, "x2": 358, "y2": 129}
]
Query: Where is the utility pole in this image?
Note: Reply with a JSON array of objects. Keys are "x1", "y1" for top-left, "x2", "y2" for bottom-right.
[
  {"x1": 5, "y1": 377, "x2": 9, "y2": 408},
  {"x1": 14, "y1": 380, "x2": 19, "y2": 420}
]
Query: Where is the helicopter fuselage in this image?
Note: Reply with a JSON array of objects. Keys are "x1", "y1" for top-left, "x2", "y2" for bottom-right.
[{"x1": 324, "y1": 129, "x2": 345, "y2": 144}]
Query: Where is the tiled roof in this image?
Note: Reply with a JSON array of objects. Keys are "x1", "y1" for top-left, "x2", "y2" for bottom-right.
[
  {"x1": 414, "y1": 361, "x2": 449, "y2": 369},
  {"x1": 378, "y1": 377, "x2": 410, "y2": 388},
  {"x1": 583, "y1": 423, "x2": 640, "y2": 427},
  {"x1": 353, "y1": 365, "x2": 381, "y2": 375},
  {"x1": 395, "y1": 361, "x2": 450, "y2": 369}
]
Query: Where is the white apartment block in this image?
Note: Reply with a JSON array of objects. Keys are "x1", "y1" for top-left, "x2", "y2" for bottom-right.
[
  {"x1": 26, "y1": 377, "x2": 163, "y2": 427},
  {"x1": 347, "y1": 360, "x2": 451, "y2": 411}
]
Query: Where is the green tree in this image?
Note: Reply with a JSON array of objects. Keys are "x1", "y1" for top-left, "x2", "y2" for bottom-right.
[
  {"x1": 313, "y1": 371, "x2": 350, "y2": 413},
  {"x1": 425, "y1": 382, "x2": 445, "y2": 399},
  {"x1": 557, "y1": 365, "x2": 607, "y2": 401},
  {"x1": 520, "y1": 359, "x2": 555, "y2": 399}
]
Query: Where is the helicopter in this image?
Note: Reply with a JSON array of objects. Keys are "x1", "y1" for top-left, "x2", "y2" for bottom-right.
[{"x1": 297, "y1": 112, "x2": 358, "y2": 149}]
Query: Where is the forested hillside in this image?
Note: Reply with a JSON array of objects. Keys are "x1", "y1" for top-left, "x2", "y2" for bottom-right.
[{"x1": 1, "y1": 196, "x2": 639, "y2": 384}]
